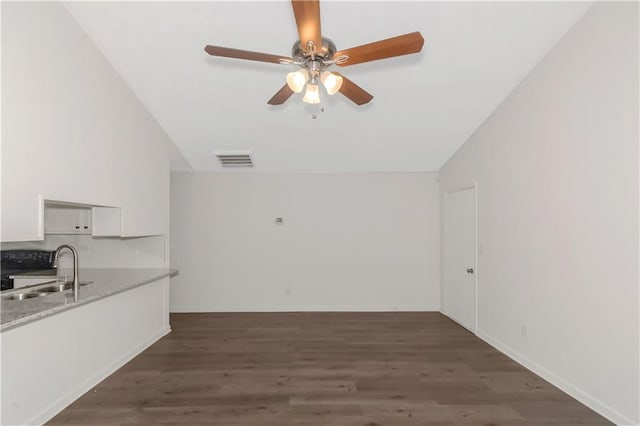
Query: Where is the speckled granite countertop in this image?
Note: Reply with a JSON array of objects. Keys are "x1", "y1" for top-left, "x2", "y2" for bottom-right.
[{"x1": 1, "y1": 268, "x2": 176, "y2": 332}]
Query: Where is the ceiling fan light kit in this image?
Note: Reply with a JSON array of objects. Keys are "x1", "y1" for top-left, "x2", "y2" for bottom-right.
[
  {"x1": 320, "y1": 71, "x2": 343, "y2": 96},
  {"x1": 204, "y1": 0, "x2": 424, "y2": 108},
  {"x1": 286, "y1": 69, "x2": 309, "y2": 93},
  {"x1": 302, "y1": 83, "x2": 321, "y2": 104}
]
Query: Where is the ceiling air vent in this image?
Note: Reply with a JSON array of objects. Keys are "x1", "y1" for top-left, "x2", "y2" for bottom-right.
[{"x1": 214, "y1": 151, "x2": 254, "y2": 168}]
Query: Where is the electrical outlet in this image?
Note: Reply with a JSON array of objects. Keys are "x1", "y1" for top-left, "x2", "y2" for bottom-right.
[{"x1": 521, "y1": 325, "x2": 528, "y2": 339}]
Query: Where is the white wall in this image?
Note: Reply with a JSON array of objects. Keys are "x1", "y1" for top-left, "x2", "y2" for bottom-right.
[
  {"x1": 1, "y1": 2, "x2": 178, "y2": 241},
  {"x1": 439, "y1": 3, "x2": 638, "y2": 425},
  {"x1": 170, "y1": 172, "x2": 439, "y2": 312}
]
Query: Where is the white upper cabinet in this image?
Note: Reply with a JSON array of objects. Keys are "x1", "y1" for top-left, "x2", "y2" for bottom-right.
[
  {"x1": 42, "y1": 203, "x2": 124, "y2": 237},
  {"x1": 44, "y1": 205, "x2": 92, "y2": 235},
  {"x1": 91, "y1": 207, "x2": 122, "y2": 237}
]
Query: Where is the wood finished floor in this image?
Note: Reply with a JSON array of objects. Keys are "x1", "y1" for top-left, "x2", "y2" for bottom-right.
[{"x1": 48, "y1": 312, "x2": 612, "y2": 425}]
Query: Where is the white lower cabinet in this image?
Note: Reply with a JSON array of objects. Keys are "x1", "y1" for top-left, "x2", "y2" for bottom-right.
[{"x1": 0, "y1": 278, "x2": 170, "y2": 425}]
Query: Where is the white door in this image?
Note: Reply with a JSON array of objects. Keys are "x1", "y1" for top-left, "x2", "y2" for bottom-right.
[{"x1": 444, "y1": 187, "x2": 476, "y2": 331}]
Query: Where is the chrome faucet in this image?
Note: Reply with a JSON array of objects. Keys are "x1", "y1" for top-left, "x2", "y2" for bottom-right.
[{"x1": 52, "y1": 244, "x2": 80, "y2": 302}]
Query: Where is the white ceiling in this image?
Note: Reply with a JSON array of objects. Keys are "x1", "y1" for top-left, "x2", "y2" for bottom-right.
[{"x1": 65, "y1": 1, "x2": 591, "y2": 172}]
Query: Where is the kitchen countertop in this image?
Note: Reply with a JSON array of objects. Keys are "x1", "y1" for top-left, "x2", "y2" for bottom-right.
[{"x1": 1, "y1": 268, "x2": 176, "y2": 332}]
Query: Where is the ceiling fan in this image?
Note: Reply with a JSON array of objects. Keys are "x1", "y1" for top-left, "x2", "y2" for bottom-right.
[{"x1": 204, "y1": 0, "x2": 424, "y2": 106}]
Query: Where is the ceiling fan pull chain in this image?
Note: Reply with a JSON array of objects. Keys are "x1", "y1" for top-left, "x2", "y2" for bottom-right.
[{"x1": 311, "y1": 100, "x2": 325, "y2": 120}]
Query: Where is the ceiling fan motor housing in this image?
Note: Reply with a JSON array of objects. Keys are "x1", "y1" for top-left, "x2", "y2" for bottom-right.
[{"x1": 291, "y1": 37, "x2": 337, "y2": 63}]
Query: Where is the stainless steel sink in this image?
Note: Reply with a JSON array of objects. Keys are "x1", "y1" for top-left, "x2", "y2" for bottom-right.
[
  {"x1": 3, "y1": 292, "x2": 48, "y2": 301},
  {"x1": 38, "y1": 281, "x2": 93, "y2": 293},
  {"x1": 2, "y1": 280, "x2": 93, "y2": 301},
  {"x1": 38, "y1": 284, "x2": 68, "y2": 293}
]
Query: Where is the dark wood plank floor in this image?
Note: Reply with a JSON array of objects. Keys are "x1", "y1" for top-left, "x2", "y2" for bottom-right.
[{"x1": 48, "y1": 312, "x2": 612, "y2": 425}]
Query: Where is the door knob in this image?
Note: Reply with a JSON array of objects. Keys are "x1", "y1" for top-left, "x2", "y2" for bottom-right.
[{"x1": 466, "y1": 268, "x2": 474, "y2": 274}]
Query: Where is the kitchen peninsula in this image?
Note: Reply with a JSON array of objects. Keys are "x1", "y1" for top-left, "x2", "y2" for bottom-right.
[
  {"x1": 1, "y1": 268, "x2": 176, "y2": 425},
  {"x1": 1, "y1": 268, "x2": 175, "y2": 331}
]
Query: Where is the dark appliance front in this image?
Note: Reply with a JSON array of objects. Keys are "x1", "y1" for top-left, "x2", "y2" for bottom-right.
[{"x1": 0, "y1": 250, "x2": 55, "y2": 291}]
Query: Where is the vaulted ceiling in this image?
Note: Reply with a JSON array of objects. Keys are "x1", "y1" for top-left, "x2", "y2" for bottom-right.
[{"x1": 65, "y1": 1, "x2": 592, "y2": 172}]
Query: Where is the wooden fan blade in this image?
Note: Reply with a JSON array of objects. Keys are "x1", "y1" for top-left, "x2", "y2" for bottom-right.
[
  {"x1": 334, "y1": 73, "x2": 373, "y2": 105},
  {"x1": 334, "y1": 32, "x2": 424, "y2": 67},
  {"x1": 205, "y1": 45, "x2": 291, "y2": 64},
  {"x1": 291, "y1": 0, "x2": 322, "y2": 53},
  {"x1": 267, "y1": 84, "x2": 295, "y2": 105}
]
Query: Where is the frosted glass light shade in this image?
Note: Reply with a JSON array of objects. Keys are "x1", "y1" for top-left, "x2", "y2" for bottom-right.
[
  {"x1": 286, "y1": 69, "x2": 309, "y2": 93},
  {"x1": 303, "y1": 83, "x2": 320, "y2": 104},
  {"x1": 320, "y1": 71, "x2": 343, "y2": 95}
]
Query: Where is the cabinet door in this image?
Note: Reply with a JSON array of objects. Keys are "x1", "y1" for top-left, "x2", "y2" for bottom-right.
[
  {"x1": 92, "y1": 207, "x2": 121, "y2": 237},
  {"x1": 44, "y1": 206, "x2": 91, "y2": 235}
]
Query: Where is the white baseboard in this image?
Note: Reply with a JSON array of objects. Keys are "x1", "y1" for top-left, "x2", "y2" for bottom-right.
[
  {"x1": 476, "y1": 329, "x2": 637, "y2": 426},
  {"x1": 169, "y1": 306, "x2": 439, "y2": 313},
  {"x1": 28, "y1": 327, "x2": 171, "y2": 426}
]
